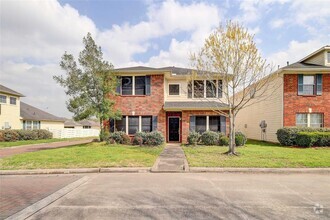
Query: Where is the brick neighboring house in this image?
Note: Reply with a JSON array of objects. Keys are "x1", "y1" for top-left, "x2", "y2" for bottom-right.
[
  {"x1": 109, "y1": 67, "x2": 229, "y2": 143},
  {"x1": 235, "y1": 45, "x2": 330, "y2": 142}
]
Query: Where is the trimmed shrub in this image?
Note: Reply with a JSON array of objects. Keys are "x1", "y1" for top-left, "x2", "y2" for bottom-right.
[
  {"x1": 187, "y1": 131, "x2": 201, "y2": 145},
  {"x1": 145, "y1": 131, "x2": 165, "y2": 146},
  {"x1": 296, "y1": 132, "x2": 330, "y2": 147},
  {"x1": 235, "y1": 132, "x2": 247, "y2": 146},
  {"x1": 100, "y1": 130, "x2": 110, "y2": 142},
  {"x1": 0, "y1": 131, "x2": 4, "y2": 142},
  {"x1": 132, "y1": 132, "x2": 147, "y2": 146},
  {"x1": 200, "y1": 131, "x2": 219, "y2": 146},
  {"x1": 108, "y1": 131, "x2": 131, "y2": 144},
  {"x1": 277, "y1": 127, "x2": 330, "y2": 146},
  {"x1": 16, "y1": 130, "x2": 38, "y2": 140},
  {"x1": 219, "y1": 136, "x2": 229, "y2": 146},
  {"x1": 2, "y1": 130, "x2": 19, "y2": 142},
  {"x1": 34, "y1": 129, "x2": 53, "y2": 139}
]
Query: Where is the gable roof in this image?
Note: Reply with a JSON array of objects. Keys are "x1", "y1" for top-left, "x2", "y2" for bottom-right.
[
  {"x1": 298, "y1": 45, "x2": 330, "y2": 63},
  {"x1": 0, "y1": 84, "x2": 24, "y2": 97},
  {"x1": 20, "y1": 102, "x2": 65, "y2": 122},
  {"x1": 283, "y1": 62, "x2": 330, "y2": 70}
]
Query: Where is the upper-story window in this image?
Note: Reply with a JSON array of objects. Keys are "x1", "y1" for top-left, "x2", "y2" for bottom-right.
[
  {"x1": 0, "y1": 95, "x2": 6, "y2": 103},
  {"x1": 169, "y1": 84, "x2": 180, "y2": 95},
  {"x1": 298, "y1": 74, "x2": 322, "y2": 96},
  {"x1": 118, "y1": 76, "x2": 150, "y2": 96},
  {"x1": 327, "y1": 52, "x2": 330, "y2": 63},
  {"x1": 10, "y1": 97, "x2": 17, "y2": 105},
  {"x1": 188, "y1": 80, "x2": 222, "y2": 99}
]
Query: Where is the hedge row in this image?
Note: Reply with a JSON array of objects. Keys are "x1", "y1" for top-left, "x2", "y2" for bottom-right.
[
  {"x1": 105, "y1": 131, "x2": 165, "y2": 146},
  {"x1": 296, "y1": 132, "x2": 330, "y2": 147},
  {"x1": 187, "y1": 131, "x2": 247, "y2": 146},
  {"x1": 276, "y1": 127, "x2": 330, "y2": 147},
  {"x1": 0, "y1": 129, "x2": 53, "y2": 142}
]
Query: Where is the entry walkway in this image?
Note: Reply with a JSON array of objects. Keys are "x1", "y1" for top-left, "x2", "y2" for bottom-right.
[
  {"x1": 0, "y1": 139, "x2": 93, "y2": 158},
  {"x1": 152, "y1": 143, "x2": 189, "y2": 172}
]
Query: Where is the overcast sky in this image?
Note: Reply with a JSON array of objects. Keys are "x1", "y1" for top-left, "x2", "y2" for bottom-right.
[{"x1": 1, "y1": 0, "x2": 329, "y2": 118}]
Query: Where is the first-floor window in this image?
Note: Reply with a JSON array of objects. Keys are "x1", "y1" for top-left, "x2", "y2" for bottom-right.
[
  {"x1": 23, "y1": 120, "x2": 40, "y2": 130},
  {"x1": 128, "y1": 116, "x2": 139, "y2": 135},
  {"x1": 209, "y1": 116, "x2": 220, "y2": 132},
  {"x1": 32, "y1": 121, "x2": 39, "y2": 130},
  {"x1": 196, "y1": 116, "x2": 207, "y2": 133},
  {"x1": 142, "y1": 116, "x2": 152, "y2": 132},
  {"x1": 296, "y1": 113, "x2": 323, "y2": 127},
  {"x1": 115, "y1": 116, "x2": 126, "y2": 132},
  {"x1": 83, "y1": 126, "x2": 91, "y2": 129}
]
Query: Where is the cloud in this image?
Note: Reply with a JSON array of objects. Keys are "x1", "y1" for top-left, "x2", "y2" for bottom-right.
[{"x1": 269, "y1": 19, "x2": 285, "y2": 29}]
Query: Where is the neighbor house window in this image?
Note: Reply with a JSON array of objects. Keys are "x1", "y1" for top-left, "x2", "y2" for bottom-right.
[
  {"x1": 128, "y1": 116, "x2": 139, "y2": 135},
  {"x1": 115, "y1": 116, "x2": 126, "y2": 132},
  {"x1": 83, "y1": 126, "x2": 91, "y2": 129},
  {"x1": 0, "y1": 95, "x2": 6, "y2": 103},
  {"x1": 32, "y1": 121, "x2": 40, "y2": 130},
  {"x1": 189, "y1": 80, "x2": 222, "y2": 98},
  {"x1": 195, "y1": 116, "x2": 207, "y2": 133},
  {"x1": 298, "y1": 74, "x2": 322, "y2": 95},
  {"x1": 10, "y1": 97, "x2": 16, "y2": 105},
  {"x1": 142, "y1": 116, "x2": 152, "y2": 132},
  {"x1": 135, "y1": 76, "x2": 146, "y2": 95},
  {"x1": 296, "y1": 113, "x2": 323, "y2": 127},
  {"x1": 23, "y1": 120, "x2": 40, "y2": 130},
  {"x1": 169, "y1": 84, "x2": 180, "y2": 95},
  {"x1": 327, "y1": 52, "x2": 330, "y2": 63},
  {"x1": 122, "y1": 76, "x2": 133, "y2": 95}
]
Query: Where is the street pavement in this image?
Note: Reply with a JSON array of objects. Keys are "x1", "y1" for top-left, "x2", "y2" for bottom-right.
[{"x1": 1, "y1": 173, "x2": 327, "y2": 220}]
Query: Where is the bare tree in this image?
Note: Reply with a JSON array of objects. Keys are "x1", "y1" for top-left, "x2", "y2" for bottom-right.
[{"x1": 191, "y1": 21, "x2": 278, "y2": 155}]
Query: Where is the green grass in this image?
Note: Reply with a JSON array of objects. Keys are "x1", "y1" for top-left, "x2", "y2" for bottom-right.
[
  {"x1": 0, "y1": 142, "x2": 164, "y2": 170},
  {"x1": 0, "y1": 137, "x2": 95, "y2": 148},
  {"x1": 183, "y1": 140, "x2": 330, "y2": 168}
]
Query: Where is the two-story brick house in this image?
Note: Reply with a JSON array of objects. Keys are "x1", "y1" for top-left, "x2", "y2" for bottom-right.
[
  {"x1": 109, "y1": 67, "x2": 229, "y2": 143},
  {"x1": 235, "y1": 45, "x2": 330, "y2": 142}
]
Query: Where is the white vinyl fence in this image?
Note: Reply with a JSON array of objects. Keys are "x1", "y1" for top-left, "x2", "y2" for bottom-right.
[{"x1": 49, "y1": 128, "x2": 100, "y2": 139}]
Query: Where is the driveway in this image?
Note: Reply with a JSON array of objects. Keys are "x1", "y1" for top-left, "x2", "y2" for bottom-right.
[{"x1": 4, "y1": 173, "x2": 326, "y2": 220}]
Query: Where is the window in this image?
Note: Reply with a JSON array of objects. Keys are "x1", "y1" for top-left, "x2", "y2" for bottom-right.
[
  {"x1": 296, "y1": 114, "x2": 308, "y2": 127},
  {"x1": 196, "y1": 116, "x2": 207, "y2": 133},
  {"x1": 33, "y1": 121, "x2": 40, "y2": 129},
  {"x1": 298, "y1": 74, "x2": 322, "y2": 96},
  {"x1": 142, "y1": 116, "x2": 152, "y2": 132},
  {"x1": 187, "y1": 81, "x2": 192, "y2": 98},
  {"x1": 23, "y1": 120, "x2": 40, "y2": 130},
  {"x1": 115, "y1": 116, "x2": 126, "y2": 132},
  {"x1": 209, "y1": 116, "x2": 220, "y2": 132},
  {"x1": 310, "y1": 114, "x2": 323, "y2": 128},
  {"x1": 128, "y1": 116, "x2": 139, "y2": 135},
  {"x1": 296, "y1": 113, "x2": 323, "y2": 127},
  {"x1": 83, "y1": 126, "x2": 91, "y2": 129},
  {"x1": 26, "y1": 121, "x2": 32, "y2": 130},
  {"x1": 194, "y1": 80, "x2": 204, "y2": 98},
  {"x1": 0, "y1": 95, "x2": 6, "y2": 103},
  {"x1": 206, "y1": 80, "x2": 216, "y2": 98},
  {"x1": 327, "y1": 52, "x2": 330, "y2": 63},
  {"x1": 169, "y1": 84, "x2": 180, "y2": 95},
  {"x1": 135, "y1": 76, "x2": 146, "y2": 95},
  {"x1": 122, "y1": 76, "x2": 133, "y2": 95},
  {"x1": 10, "y1": 97, "x2": 16, "y2": 105}
]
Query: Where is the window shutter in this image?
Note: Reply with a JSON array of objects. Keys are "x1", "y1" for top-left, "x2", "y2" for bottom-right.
[
  {"x1": 298, "y1": 74, "x2": 303, "y2": 95},
  {"x1": 109, "y1": 119, "x2": 115, "y2": 132},
  {"x1": 145, "y1": 76, "x2": 151, "y2": 96},
  {"x1": 116, "y1": 76, "x2": 122, "y2": 94},
  {"x1": 187, "y1": 81, "x2": 192, "y2": 98},
  {"x1": 152, "y1": 116, "x2": 158, "y2": 131},
  {"x1": 218, "y1": 80, "x2": 223, "y2": 98},
  {"x1": 189, "y1": 116, "x2": 196, "y2": 132},
  {"x1": 316, "y1": 74, "x2": 322, "y2": 95},
  {"x1": 23, "y1": 120, "x2": 26, "y2": 130},
  {"x1": 220, "y1": 116, "x2": 226, "y2": 134}
]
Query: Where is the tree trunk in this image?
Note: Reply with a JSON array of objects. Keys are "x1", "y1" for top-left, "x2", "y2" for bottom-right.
[
  {"x1": 226, "y1": 109, "x2": 237, "y2": 156},
  {"x1": 99, "y1": 118, "x2": 104, "y2": 141}
]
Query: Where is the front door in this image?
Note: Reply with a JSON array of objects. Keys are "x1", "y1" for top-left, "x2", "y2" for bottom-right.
[{"x1": 168, "y1": 117, "x2": 180, "y2": 142}]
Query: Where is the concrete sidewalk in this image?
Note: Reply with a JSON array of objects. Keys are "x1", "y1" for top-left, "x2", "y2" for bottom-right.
[
  {"x1": 151, "y1": 143, "x2": 189, "y2": 172},
  {"x1": 0, "y1": 138, "x2": 94, "y2": 158}
]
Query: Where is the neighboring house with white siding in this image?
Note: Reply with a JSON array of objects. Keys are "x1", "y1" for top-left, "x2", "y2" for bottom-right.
[
  {"x1": 235, "y1": 46, "x2": 330, "y2": 142},
  {"x1": 64, "y1": 119, "x2": 100, "y2": 130},
  {"x1": 0, "y1": 84, "x2": 65, "y2": 130}
]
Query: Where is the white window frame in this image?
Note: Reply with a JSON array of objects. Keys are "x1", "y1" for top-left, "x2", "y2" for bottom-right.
[
  {"x1": 121, "y1": 75, "x2": 146, "y2": 96},
  {"x1": 0, "y1": 95, "x2": 6, "y2": 104},
  {"x1": 168, "y1": 83, "x2": 180, "y2": 96},
  {"x1": 191, "y1": 80, "x2": 221, "y2": 99},
  {"x1": 117, "y1": 115, "x2": 152, "y2": 135},
  {"x1": 296, "y1": 113, "x2": 323, "y2": 127}
]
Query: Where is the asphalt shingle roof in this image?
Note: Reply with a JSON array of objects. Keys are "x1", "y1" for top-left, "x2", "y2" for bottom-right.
[
  {"x1": 0, "y1": 84, "x2": 24, "y2": 97},
  {"x1": 115, "y1": 66, "x2": 213, "y2": 75},
  {"x1": 20, "y1": 102, "x2": 65, "y2": 122},
  {"x1": 283, "y1": 62, "x2": 330, "y2": 69},
  {"x1": 164, "y1": 101, "x2": 229, "y2": 110}
]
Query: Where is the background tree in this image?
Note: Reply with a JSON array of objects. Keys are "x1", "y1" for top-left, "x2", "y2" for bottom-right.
[
  {"x1": 54, "y1": 33, "x2": 120, "y2": 140},
  {"x1": 191, "y1": 21, "x2": 277, "y2": 155}
]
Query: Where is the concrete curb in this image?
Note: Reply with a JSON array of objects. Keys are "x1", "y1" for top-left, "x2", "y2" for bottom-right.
[
  {"x1": 6, "y1": 176, "x2": 90, "y2": 220},
  {"x1": 0, "y1": 167, "x2": 150, "y2": 175},
  {"x1": 190, "y1": 167, "x2": 330, "y2": 174}
]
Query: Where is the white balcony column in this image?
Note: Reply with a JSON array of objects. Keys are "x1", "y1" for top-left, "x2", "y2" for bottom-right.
[
  {"x1": 125, "y1": 116, "x2": 128, "y2": 134},
  {"x1": 139, "y1": 116, "x2": 142, "y2": 132},
  {"x1": 206, "y1": 116, "x2": 209, "y2": 131}
]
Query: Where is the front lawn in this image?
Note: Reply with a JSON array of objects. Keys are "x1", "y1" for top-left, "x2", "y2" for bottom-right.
[
  {"x1": 0, "y1": 137, "x2": 96, "y2": 149},
  {"x1": 183, "y1": 140, "x2": 330, "y2": 168},
  {"x1": 0, "y1": 142, "x2": 164, "y2": 169}
]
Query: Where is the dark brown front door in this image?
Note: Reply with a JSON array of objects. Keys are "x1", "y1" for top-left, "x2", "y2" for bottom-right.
[{"x1": 168, "y1": 117, "x2": 180, "y2": 142}]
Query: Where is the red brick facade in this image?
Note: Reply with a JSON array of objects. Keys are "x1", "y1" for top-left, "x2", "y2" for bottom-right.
[{"x1": 283, "y1": 74, "x2": 330, "y2": 127}]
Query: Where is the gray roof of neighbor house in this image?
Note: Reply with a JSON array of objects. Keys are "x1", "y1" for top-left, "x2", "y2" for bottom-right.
[
  {"x1": 0, "y1": 84, "x2": 25, "y2": 97},
  {"x1": 64, "y1": 119, "x2": 100, "y2": 127},
  {"x1": 283, "y1": 62, "x2": 330, "y2": 69},
  {"x1": 64, "y1": 119, "x2": 82, "y2": 127},
  {"x1": 20, "y1": 102, "x2": 65, "y2": 122},
  {"x1": 78, "y1": 119, "x2": 99, "y2": 127},
  {"x1": 164, "y1": 101, "x2": 229, "y2": 110}
]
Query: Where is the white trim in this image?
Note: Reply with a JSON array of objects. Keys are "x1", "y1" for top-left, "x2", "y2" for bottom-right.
[
  {"x1": 125, "y1": 116, "x2": 128, "y2": 134},
  {"x1": 168, "y1": 83, "x2": 181, "y2": 96},
  {"x1": 138, "y1": 116, "x2": 142, "y2": 132},
  {"x1": 167, "y1": 116, "x2": 180, "y2": 142},
  {"x1": 206, "y1": 116, "x2": 209, "y2": 131}
]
